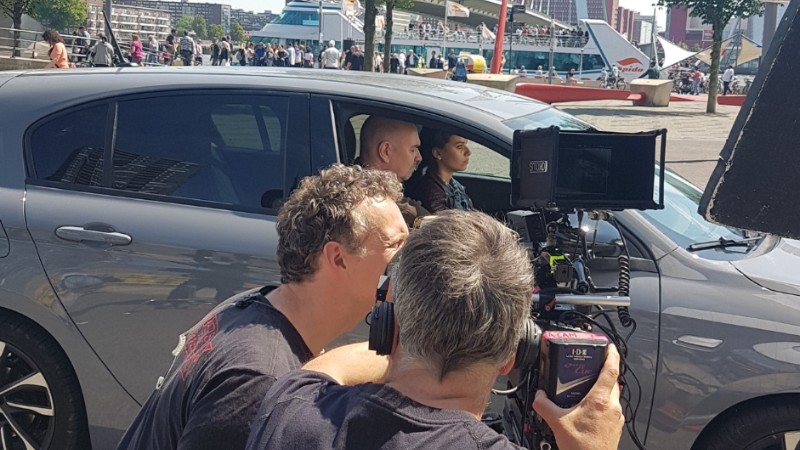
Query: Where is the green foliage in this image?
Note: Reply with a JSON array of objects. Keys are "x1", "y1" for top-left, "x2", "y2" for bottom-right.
[
  {"x1": 209, "y1": 24, "x2": 225, "y2": 40},
  {"x1": 658, "y1": 0, "x2": 762, "y2": 112},
  {"x1": 691, "y1": 43, "x2": 701, "y2": 52},
  {"x1": 192, "y1": 15, "x2": 207, "y2": 39},
  {"x1": 230, "y1": 23, "x2": 245, "y2": 42},
  {"x1": 0, "y1": 0, "x2": 35, "y2": 27},
  {"x1": 678, "y1": 41, "x2": 688, "y2": 50},
  {"x1": 176, "y1": 16, "x2": 194, "y2": 35},
  {"x1": 30, "y1": 0, "x2": 87, "y2": 31},
  {"x1": 657, "y1": 0, "x2": 762, "y2": 30}
]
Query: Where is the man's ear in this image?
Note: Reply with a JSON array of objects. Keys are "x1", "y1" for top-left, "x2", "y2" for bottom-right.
[
  {"x1": 321, "y1": 240, "x2": 348, "y2": 273},
  {"x1": 432, "y1": 147, "x2": 443, "y2": 160},
  {"x1": 499, "y1": 355, "x2": 516, "y2": 376},
  {"x1": 378, "y1": 141, "x2": 392, "y2": 163}
]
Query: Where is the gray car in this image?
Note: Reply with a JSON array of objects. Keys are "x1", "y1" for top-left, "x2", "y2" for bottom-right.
[{"x1": 0, "y1": 68, "x2": 798, "y2": 450}]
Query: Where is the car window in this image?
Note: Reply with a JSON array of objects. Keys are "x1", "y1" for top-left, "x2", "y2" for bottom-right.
[
  {"x1": 464, "y1": 142, "x2": 509, "y2": 178},
  {"x1": 212, "y1": 104, "x2": 282, "y2": 153},
  {"x1": 29, "y1": 104, "x2": 108, "y2": 185},
  {"x1": 29, "y1": 95, "x2": 291, "y2": 212},
  {"x1": 113, "y1": 94, "x2": 289, "y2": 210}
]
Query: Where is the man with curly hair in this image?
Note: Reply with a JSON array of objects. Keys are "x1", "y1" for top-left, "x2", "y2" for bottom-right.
[{"x1": 117, "y1": 164, "x2": 409, "y2": 450}]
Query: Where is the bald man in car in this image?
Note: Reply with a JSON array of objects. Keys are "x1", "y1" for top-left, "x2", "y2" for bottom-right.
[{"x1": 357, "y1": 116, "x2": 428, "y2": 226}]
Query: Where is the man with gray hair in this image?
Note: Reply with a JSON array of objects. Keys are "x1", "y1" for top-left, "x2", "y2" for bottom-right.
[
  {"x1": 118, "y1": 164, "x2": 409, "y2": 450},
  {"x1": 246, "y1": 210, "x2": 625, "y2": 450}
]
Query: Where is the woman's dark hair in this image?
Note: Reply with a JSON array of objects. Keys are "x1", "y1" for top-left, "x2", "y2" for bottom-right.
[
  {"x1": 418, "y1": 127, "x2": 455, "y2": 171},
  {"x1": 42, "y1": 30, "x2": 64, "y2": 46}
]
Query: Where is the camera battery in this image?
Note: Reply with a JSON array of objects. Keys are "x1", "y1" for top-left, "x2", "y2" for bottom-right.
[{"x1": 539, "y1": 331, "x2": 608, "y2": 408}]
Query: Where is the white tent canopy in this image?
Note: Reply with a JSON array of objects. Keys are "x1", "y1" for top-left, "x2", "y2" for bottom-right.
[
  {"x1": 657, "y1": 36, "x2": 698, "y2": 68},
  {"x1": 695, "y1": 35, "x2": 762, "y2": 66}
]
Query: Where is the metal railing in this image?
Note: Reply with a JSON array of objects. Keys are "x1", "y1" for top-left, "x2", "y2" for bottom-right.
[
  {"x1": 0, "y1": 26, "x2": 48, "y2": 59},
  {"x1": 391, "y1": 29, "x2": 588, "y2": 48}
]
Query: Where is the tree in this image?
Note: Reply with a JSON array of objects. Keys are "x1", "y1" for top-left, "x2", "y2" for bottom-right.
[
  {"x1": 176, "y1": 16, "x2": 195, "y2": 35},
  {"x1": 192, "y1": 15, "x2": 207, "y2": 39},
  {"x1": 0, "y1": 0, "x2": 35, "y2": 56},
  {"x1": 678, "y1": 41, "x2": 688, "y2": 50},
  {"x1": 230, "y1": 22, "x2": 245, "y2": 43},
  {"x1": 209, "y1": 24, "x2": 225, "y2": 41},
  {"x1": 383, "y1": 0, "x2": 414, "y2": 72},
  {"x1": 691, "y1": 43, "x2": 701, "y2": 52},
  {"x1": 658, "y1": 0, "x2": 762, "y2": 113},
  {"x1": 31, "y1": 0, "x2": 86, "y2": 32},
  {"x1": 363, "y1": 0, "x2": 377, "y2": 71}
]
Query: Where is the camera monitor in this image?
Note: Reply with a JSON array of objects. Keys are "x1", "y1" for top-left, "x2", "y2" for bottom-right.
[{"x1": 511, "y1": 127, "x2": 666, "y2": 210}]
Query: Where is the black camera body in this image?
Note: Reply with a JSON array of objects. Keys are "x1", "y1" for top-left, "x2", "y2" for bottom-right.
[{"x1": 500, "y1": 127, "x2": 666, "y2": 449}]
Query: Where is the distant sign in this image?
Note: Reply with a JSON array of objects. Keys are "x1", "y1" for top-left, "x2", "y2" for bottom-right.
[
  {"x1": 512, "y1": 5, "x2": 526, "y2": 13},
  {"x1": 702, "y1": 29, "x2": 713, "y2": 41}
]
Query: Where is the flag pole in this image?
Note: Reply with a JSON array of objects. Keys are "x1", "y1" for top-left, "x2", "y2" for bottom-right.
[
  {"x1": 443, "y1": 3, "x2": 448, "y2": 69},
  {"x1": 490, "y1": 0, "x2": 508, "y2": 73}
]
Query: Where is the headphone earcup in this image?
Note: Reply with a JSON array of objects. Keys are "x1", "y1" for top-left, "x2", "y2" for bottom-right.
[
  {"x1": 368, "y1": 302, "x2": 395, "y2": 355},
  {"x1": 513, "y1": 318, "x2": 541, "y2": 369}
]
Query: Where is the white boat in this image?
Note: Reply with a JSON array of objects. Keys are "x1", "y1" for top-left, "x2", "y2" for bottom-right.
[{"x1": 251, "y1": 2, "x2": 652, "y2": 82}]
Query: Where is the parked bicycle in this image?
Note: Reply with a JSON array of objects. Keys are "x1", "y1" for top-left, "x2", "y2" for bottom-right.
[{"x1": 601, "y1": 75, "x2": 626, "y2": 90}]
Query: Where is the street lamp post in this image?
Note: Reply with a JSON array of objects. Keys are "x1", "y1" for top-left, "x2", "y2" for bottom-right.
[
  {"x1": 579, "y1": 46, "x2": 583, "y2": 79},
  {"x1": 319, "y1": 0, "x2": 324, "y2": 53},
  {"x1": 651, "y1": 3, "x2": 658, "y2": 63}
]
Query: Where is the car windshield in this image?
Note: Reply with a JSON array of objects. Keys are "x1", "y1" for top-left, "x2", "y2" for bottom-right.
[
  {"x1": 503, "y1": 107, "x2": 593, "y2": 132},
  {"x1": 494, "y1": 111, "x2": 759, "y2": 261},
  {"x1": 639, "y1": 170, "x2": 760, "y2": 260}
]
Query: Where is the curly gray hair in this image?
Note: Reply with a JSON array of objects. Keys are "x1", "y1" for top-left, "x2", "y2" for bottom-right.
[{"x1": 277, "y1": 164, "x2": 403, "y2": 284}]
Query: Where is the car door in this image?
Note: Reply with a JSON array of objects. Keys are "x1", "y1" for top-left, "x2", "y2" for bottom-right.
[{"x1": 24, "y1": 90, "x2": 310, "y2": 403}]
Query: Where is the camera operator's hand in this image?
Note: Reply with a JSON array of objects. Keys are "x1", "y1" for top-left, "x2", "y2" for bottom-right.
[{"x1": 532, "y1": 344, "x2": 624, "y2": 450}]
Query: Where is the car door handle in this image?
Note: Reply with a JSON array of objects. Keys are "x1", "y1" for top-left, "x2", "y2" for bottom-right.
[{"x1": 55, "y1": 226, "x2": 132, "y2": 246}]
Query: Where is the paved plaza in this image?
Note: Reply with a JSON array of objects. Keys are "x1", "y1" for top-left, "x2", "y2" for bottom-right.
[{"x1": 556, "y1": 99, "x2": 742, "y2": 190}]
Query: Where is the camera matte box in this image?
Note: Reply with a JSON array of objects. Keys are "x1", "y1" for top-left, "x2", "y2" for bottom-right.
[{"x1": 539, "y1": 331, "x2": 608, "y2": 408}]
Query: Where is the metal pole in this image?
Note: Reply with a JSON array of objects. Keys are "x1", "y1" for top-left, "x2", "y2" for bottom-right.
[
  {"x1": 547, "y1": 17, "x2": 554, "y2": 84},
  {"x1": 763, "y1": 2, "x2": 778, "y2": 55},
  {"x1": 105, "y1": 0, "x2": 113, "y2": 38},
  {"x1": 509, "y1": 16, "x2": 513, "y2": 72},
  {"x1": 579, "y1": 46, "x2": 583, "y2": 78},
  {"x1": 319, "y1": 0, "x2": 324, "y2": 52},
  {"x1": 490, "y1": 0, "x2": 509, "y2": 73},
  {"x1": 652, "y1": 4, "x2": 657, "y2": 62}
]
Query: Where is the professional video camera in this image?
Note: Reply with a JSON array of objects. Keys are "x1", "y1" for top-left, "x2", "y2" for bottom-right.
[{"x1": 492, "y1": 126, "x2": 667, "y2": 450}]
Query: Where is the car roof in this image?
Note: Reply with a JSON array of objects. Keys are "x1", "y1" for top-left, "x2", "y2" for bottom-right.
[{"x1": 0, "y1": 67, "x2": 551, "y2": 124}]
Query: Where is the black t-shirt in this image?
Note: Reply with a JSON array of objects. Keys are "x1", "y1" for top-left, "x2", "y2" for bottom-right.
[
  {"x1": 117, "y1": 286, "x2": 312, "y2": 450},
  {"x1": 246, "y1": 370, "x2": 520, "y2": 450}
]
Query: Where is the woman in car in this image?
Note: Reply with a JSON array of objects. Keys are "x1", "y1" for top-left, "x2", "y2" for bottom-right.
[
  {"x1": 43, "y1": 30, "x2": 70, "y2": 69},
  {"x1": 406, "y1": 127, "x2": 474, "y2": 212}
]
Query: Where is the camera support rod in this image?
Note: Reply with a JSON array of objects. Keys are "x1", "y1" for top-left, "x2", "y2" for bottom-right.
[{"x1": 533, "y1": 294, "x2": 631, "y2": 308}]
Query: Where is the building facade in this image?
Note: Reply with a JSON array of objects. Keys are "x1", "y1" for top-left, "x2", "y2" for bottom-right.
[
  {"x1": 85, "y1": 0, "x2": 172, "y2": 43},
  {"x1": 231, "y1": 9, "x2": 278, "y2": 31},
  {"x1": 529, "y1": 0, "x2": 609, "y2": 27},
  {"x1": 114, "y1": 0, "x2": 232, "y2": 31},
  {"x1": 615, "y1": 6, "x2": 635, "y2": 39}
]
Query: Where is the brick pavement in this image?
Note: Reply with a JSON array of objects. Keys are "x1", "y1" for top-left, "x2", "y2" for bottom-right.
[{"x1": 556, "y1": 100, "x2": 742, "y2": 189}]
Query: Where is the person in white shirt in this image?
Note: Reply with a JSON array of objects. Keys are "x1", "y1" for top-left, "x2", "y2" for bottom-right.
[
  {"x1": 287, "y1": 44, "x2": 296, "y2": 68},
  {"x1": 535, "y1": 64, "x2": 544, "y2": 78},
  {"x1": 397, "y1": 50, "x2": 406, "y2": 74},
  {"x1": 322, "y1": 40, "x2": 340, "y2": 69},
  {"x1": 722, "y1": 65, "x2": 735, "y2": 95}
]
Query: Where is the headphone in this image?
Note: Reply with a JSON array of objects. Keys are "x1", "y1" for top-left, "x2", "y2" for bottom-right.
[
  {"x1": 367, "y1": 273, "x2": 542, "y2": 364},
  {"x1": 367, "y1": 275, "x2": 394, "y2": 355}
]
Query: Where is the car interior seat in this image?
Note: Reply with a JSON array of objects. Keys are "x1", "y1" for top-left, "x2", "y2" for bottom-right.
[{"x1": 344, "y1": 120, "x2": 357, "y2": 164}]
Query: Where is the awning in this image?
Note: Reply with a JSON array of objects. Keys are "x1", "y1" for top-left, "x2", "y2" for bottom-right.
[
  {"x1": 657, "y1": 36, "x2": 697, "y2": 68},
  {"x1": 695, "y1": 35, "x2": 762, "y2": 66}
]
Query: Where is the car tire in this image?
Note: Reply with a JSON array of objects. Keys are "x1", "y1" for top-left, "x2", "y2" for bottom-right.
[
  {"x1": 0, "y1": 314, "x2": 89, "y2": 450},
  {"x1": 692, "y1": 398, "x2": 800, "y2": 450}
]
